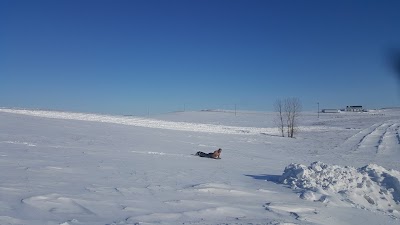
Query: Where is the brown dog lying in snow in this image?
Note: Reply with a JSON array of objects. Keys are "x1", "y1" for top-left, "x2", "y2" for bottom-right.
[{"x1": 195, "y1": 148, "x2": 222, "y2": 159}]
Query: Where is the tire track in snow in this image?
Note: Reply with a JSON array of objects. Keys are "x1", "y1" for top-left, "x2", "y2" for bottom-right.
[
  {"x1": 349, "y1": 122, "x2": 400, "y2": 156},
  {"x1": 353, "y1": 124, "x2": 382, "y2": 151},
  {"x1": 377, "y1": 123, "x2": 400, "y2": 155},
  {"x1": 333, "y1": 122, "x2": 382, "y2": 153},
  {"x1": 376, "y1": 126, "x2": 389, "y2": 153},
  {"x1": 335, "y1": 122, "x2": 398, "y2": 155},
  {"x1": 396, "y1": 125, "x2": 400, "y2": 145},
  {"x1": 355, "y1": 123, "x2": 391, "y2": 152}
]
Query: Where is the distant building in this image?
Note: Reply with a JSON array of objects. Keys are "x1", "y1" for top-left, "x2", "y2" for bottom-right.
[
  {"x1": 322, "y1": 109, "x2": 340, "y2": 113},
  {"x1": 346, "y1": 106, "x2": 363, "y2": 112}
]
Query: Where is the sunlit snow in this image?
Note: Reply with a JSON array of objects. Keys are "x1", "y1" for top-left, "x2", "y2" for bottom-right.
[{"x1": 0, "y1": 108, "x2": 399, "y2": 225}]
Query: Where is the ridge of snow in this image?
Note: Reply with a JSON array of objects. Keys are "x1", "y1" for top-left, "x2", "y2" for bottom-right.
[{"x1": 0, "y1": 108, "x2": 333, "y2": 135}]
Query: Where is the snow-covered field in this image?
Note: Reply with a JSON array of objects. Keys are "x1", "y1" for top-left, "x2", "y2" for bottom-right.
[{"x1": 0, "y1": 108, "x2": 399, "y2": 225}]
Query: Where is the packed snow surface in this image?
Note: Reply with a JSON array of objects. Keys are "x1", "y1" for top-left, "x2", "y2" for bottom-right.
[{"x1": 0, "y1": 108, "x2": 399, "y2": 225}]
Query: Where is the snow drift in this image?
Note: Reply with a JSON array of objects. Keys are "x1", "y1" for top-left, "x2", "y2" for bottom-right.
[{"x1": 279, "y1": 162, "x2": 400, "y2": 217}]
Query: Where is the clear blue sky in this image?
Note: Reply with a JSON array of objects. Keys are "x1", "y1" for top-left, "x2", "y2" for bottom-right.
[{"x1": 1, "y1": 0, "x2": 399, "y2": 115}]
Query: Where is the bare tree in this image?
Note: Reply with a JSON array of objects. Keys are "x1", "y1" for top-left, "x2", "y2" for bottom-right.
[
  {"x1": 274, "y1": 97, "x2": 302, "y2": 138},
  {"x1": 284, "y1": 97, "x2": 302, "y2": 138},
  {"x1": 274, "y1": 99, "x2": 285, "y2": 137}
]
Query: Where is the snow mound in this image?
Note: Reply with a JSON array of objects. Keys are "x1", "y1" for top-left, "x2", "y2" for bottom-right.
[{"x1": 279, "y1": 162, "x2": 400, "y2": 217}]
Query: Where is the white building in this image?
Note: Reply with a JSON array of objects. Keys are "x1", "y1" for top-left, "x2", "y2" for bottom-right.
[{"x1": 346, "y1": 106, "x2": 363, "y2": 112}]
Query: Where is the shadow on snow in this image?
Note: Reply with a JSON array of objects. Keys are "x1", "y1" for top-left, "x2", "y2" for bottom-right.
[{"x1": 245, "y1": 174, "x2": 281, "y2": 183}]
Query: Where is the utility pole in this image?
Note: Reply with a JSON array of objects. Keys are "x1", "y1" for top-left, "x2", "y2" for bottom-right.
[{"x1": 234, "y1": 104, "x2": 237, "y2": 116}]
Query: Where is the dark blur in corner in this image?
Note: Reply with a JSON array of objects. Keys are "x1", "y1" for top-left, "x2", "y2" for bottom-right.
[
  {"x1": 389, "y1": 49, "x2": 400, "y2": 78},
  {"x1": 388, "y1": 49, "x2": 400, "y2": 97}
]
